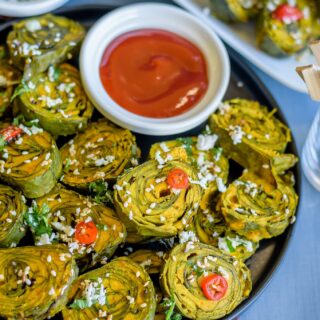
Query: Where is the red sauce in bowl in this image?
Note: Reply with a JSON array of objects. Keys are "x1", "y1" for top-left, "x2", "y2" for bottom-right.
[{"x1": 99, "y1": 29, "x2": 208, "y2": 118}]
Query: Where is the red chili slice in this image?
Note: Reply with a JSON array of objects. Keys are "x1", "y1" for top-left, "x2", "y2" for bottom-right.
[
  {"x1": 201, "y1": 274, "x2": 228, "y2": 301},
  {"x1": 167, "y1": 168, "x2": 189, "y2": 190},
  {"x1": 74, "y1": 221, "x2": 98, "y2": 245},
  {"x1": 272, "y1": 4, "x2": 304, "y2": 22},
  {"x1": 0, "y1": 126, "x2": 23, "y2": 142}
]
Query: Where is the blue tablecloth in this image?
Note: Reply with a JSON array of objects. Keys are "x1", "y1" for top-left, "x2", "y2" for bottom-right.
[
  {"x1": 28, "y1": 0, "x2": 320, "y2": 318},
  {"x1": 69, "y1": 1, "x2": 320, "y2": 319}
]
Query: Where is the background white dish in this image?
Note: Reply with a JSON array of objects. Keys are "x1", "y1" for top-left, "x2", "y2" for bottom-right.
[
  {"x1": 0, "y1": 0, "x2": 69, "y2": 17},
  {"x1": 174, "y1": 0, "x2": 315, "y2": 93}
]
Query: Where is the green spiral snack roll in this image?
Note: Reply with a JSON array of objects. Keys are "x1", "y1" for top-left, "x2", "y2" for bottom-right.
[
  {"x1": 129, "y1": 249, "x2": 166, "y2": 274},
  {"x1": 60, "y1": 119, "x2": 140, "y2": 190},
  {"x1": 219, "y1": 170, "x2": 298, "y2": 242},
  {"x1": 14, "y1": 63, "x2": 93, "y2": 136},
  {"x1": 0, "y1": 244, "x2": 78, "y2": 319},
  {"x1": 0, "y1": 59, "x2": 21, "y2": 117},
  {"x1": 160, "y1": 242, "x2": 251, "y2": 320},
  {"x1": 210, "y1": 0, "x2": 262, "y2": 22},
  {"x1": 114, "y1": 159, "x2": 202, "y2": 238},
  {"x1": 27, "y1": 184, "x2": 126, "y2": 266},
  {"x1": 209, "y1": 99, "x2": 297, "y2": 175},
  {"x1": 62, "y1": 257, "x2": 156, "y2": 320},
  {"x1": 149, "y1": 134, "x2": 229, "y2": 214},
  {"x1": 0, "y1": 184, "x2": 27, "y2": 247},
  {"x1": 7, "y1": 14, "x2": 85, "y2": 79},
  {"x1": 257, "y1": 0, "x2": 317, "y2": 56},
  {"x1": 0, "y1": 121, "x2": 62, "y2": 198}
]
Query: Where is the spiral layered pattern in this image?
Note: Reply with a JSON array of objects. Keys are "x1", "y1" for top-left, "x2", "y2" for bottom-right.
[
  {"x1": 149, "y1": 137, "x2": 229, "y2": 214},
  {"x1": 16, "y1": 63, "x2": 93, "y2": 136},
  {"x1": 114, "y1": 160, "x2": 202, "y2": 238},
  {"x1": 0, "y1": 244, "x2": 78, "y2": 319},
  {"x1": 210, "y1": 0, "x2": 262, "y2": 22},
  {"x1": 60, "y1": 120, "x2": 140, "y2": 190},
  {"x1": 0, "y1": 124, "x2": 62, "y2": 198},
  {"x1": 257, "y1": 0, "x2": 317, "y2": 56},
  {"x1": 0, "y1": 184, "x2": 27, "y2": 247},
  {"x1": 63, "y1": 257, "x2": 156, "y2": 320},
  {"x1": 209, "y1": 99, "x2": 297, "y2": 174},
  {"x1": 0, "y1": 59, "x2": 21, "y2": 117},
  {"x1": 161, "y1": 243, "x2": 251, "y2": 320},
  {"x1": 220, "y1": 170, "x2": 298, "y2": 242},
  {"x1": 7, "y1": 14, "x2": 85, "y2": 79},
  {"x1": 35, "y1": 184, "x2": 126, "y2": 265}
]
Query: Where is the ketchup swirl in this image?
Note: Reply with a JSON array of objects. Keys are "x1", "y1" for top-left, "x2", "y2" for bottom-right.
[{"x1": 99, "y1": 29, "x2": 208, "y2": 118}]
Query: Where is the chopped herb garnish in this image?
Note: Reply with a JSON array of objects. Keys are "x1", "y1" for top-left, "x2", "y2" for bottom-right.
[
  {"x1": 89, "y1": 181, "x2": 114, "y2": 206},
  {"x1": 24, "y1": 201, "x2": 52, "y2": 237},
  {"x1": 96, "y1": 224, "x2": 108, "y2": 231},
  {"x1": 176, "y1": 137, "x2": 193, "y2": 157},
  {"x1": 212, "y1": 147, "x2": 223, "y2": 160},
  {"x1": 161, "y1": 293, "x2": 182, "y2": 320},
  {"x1": 13, "y1": 114, "x2": 40, "y2": 128},
  {"x1": 10, "y1": 80, "x2": 30, "y2": 102},
  {"x1": 225, "y1": 237, "x2": 235, "y2": 253},
  {"x1": 0, "y1": 136, "x2": 5, "y2": 152},
  {"x1": 64, "y1": 158, "x2": 71, "y2": 171},
  {"x1": 53, "y1": 66, "x2": 61, "y2": 81},
  {"x1": 69, "y1": 298, "x2": 91, "y2": 310}
]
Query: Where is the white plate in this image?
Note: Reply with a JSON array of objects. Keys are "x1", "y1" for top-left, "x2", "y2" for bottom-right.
[
  {"x1": 174, "y1": 0, "x2": 315, "y2": 93},
  {"x1": 0, "y1": 0, "x2": 69, "y2": 17}
]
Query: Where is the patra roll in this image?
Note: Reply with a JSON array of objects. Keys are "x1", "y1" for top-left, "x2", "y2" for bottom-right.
[
  {"x1": 14, "y1": 63, "x2": 93, "y2": 136},
  {"x1": 7, "y1": 14, "x2": 85, "y2": 79},
  {"x1": 219, "y1": 170, "x2": 298, "y2": 242},
  {"x1": 0, "y1": 58, "x2": 21, "y2": 117},
  {"x1": 257, "y1": 0, "x2": 317, "y2": 56},
  {"x1": 0, "y1": 184, "x2": 27, "y2": 247},
  {"x1": 160, "y1": 242, "x2": 251, "y2": 320},
  {"x1": 28, "y1": 184, "x2": 126, "y2": 267},
  {"x1": 0, "y1": 244, "x2": 78, "y2": 320},
  {"x1": 62, "y1": 257, "x2": 156, "y2": 320},
  {"x1": 114, "y1": 159, "x2": 202, "y2": 239},
  {"x1": 189, "y1": 199, "x2": 258, "y2": 260},
  {"x1": 209, "y1": 99, "x2": 297, "y2": 175},
  {"x1": 0, "y1": 122, "x2": 62, "y2": 198},
  {"x1": 60, "y1": 119, "x2": 140, "y2": 190},
  {"x1": 149, "y1": 135, "x2": 229, "y2": 214},
  {"x1": 210, "y1": 0, "x2": 262, "y2": 22}
]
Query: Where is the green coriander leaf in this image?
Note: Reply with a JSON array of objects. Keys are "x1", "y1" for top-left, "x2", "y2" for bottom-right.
[
  {"x1": 24, "y1": 202, "x2": 52, "y2": 237},
  {"x1": 13, "y1": 114, "x2": 40, "y2": 127},
  {"x1": 10, "y1": 80, "x2": 30, "y2": 102},
  {"x1": 64, "y1": 158, "x2": 71, "y2": 171},
  {"x1": 52, "y1": 66, "x2": 61, "y2": 81},
  {"x1": 69, "y1": 299, "x2": 91, "y2": 310},
  {"x1": 0, "y1": 136, "x2": 6, "y2": 152},
  {"x1": 212, "y1": 147, "x2": 223, "y2": 161},
  {"x1": 89, "y1": 181, "x2": 114, "y2": 206},
  {"x1": 176, "y1": 137, "x2": 193, "y2": 157},
  {"x1": 96, "y1": 224, "x2": 108, "y2": 231},
  {"x1": 225, "y1": 237, "x2": 235, "y2": 253}
]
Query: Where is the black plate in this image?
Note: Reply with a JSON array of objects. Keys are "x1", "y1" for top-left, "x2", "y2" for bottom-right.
[{"x1": 0, "y1": 4, "x2": 301, "y2": 320}]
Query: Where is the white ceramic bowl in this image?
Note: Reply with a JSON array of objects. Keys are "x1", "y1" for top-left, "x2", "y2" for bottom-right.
[
  {"x1": 0, "y1": 0, "x2": 69, "y2": 17},
  {"x1": 80, "y1": 3, "x2": 230, "y2": 136}
]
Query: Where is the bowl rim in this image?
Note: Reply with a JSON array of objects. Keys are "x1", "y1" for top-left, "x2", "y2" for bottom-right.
[
  {"x1": 80, "y1": 2, "x2": 230, "y2": 136},
  {"x1": 0, "y1": 0, "x2": 69, "y2": 17}
]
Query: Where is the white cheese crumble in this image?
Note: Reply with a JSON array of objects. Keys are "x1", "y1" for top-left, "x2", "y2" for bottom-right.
[{"x1": 196, "y1": 134, "x2": 218, "y2": 151}]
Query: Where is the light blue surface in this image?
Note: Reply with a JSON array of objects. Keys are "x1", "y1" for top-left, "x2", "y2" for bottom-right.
[{"x1": 65, "y1": 0, "x2": 320, "y2": 318}]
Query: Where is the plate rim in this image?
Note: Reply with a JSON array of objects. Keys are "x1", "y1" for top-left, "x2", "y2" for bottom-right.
[{"x1": 0, "y1": 4, "x2": 302, "y2": 319}]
